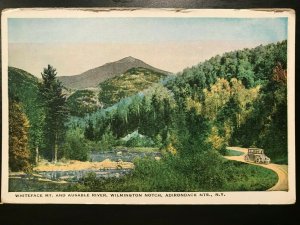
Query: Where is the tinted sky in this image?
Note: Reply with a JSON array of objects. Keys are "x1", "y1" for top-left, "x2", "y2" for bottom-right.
[
  {"x1": 8, "y1": 17, "x2": 288, "y2": 76},
  {"x1": 8, "y1": 18, "x2": 287, "y2": 43}
]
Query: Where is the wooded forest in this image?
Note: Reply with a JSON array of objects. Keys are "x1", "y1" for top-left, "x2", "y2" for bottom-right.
[{"x1": 8, "y1": 40, "x2": 288, "y2": 191}]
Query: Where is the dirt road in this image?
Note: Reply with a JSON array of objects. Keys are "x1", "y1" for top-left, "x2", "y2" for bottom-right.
[{"x1": 225, "y1": 147, "x2": 288, "y2": 191}]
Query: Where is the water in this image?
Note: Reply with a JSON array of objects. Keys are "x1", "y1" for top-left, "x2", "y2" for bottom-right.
[
  {"x1": 38, "y1": 168, "x2": 131, "y2": 182},
  {"x1": 89, "y1": 150, "x2": 161, "y2": 162}
]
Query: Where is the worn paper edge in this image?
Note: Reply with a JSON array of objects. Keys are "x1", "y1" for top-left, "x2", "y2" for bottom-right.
[{"x1": 1, "y1": 8, "x2": 296, "y2": 205}]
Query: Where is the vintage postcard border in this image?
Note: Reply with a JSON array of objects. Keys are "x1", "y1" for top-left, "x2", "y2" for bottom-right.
[{"x1": 1, "y1": 8, "x2": 296, "y2": 204}]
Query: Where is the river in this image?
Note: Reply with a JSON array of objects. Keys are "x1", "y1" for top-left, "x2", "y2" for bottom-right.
[{"x1": 33, "y1": 149, "x2": 161, "y2": 182}]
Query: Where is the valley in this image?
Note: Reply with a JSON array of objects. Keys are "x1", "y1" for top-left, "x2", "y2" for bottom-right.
[{"x1": 8, "y1": 41, "x2": 288, "y2": 192}]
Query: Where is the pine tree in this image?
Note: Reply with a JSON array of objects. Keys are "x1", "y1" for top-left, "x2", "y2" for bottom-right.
[
  {"x1": 40, "y1": 65, "x2": 68, "y2": 163},
  {"x1": 8, "y1": 67, "x2": 45, "y2": 165},
  {"x1": 9, "y1": 100, "x2": 31, "y2": 172},
  {"x1": 84, "y1": 120, "x2": 95, "y2": 141}
]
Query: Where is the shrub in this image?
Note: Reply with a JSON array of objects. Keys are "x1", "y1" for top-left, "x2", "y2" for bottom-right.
[
  {"x1": 126, "y1": 135, "x2": 155, "y2": 147},
  {"x1": 63, "y1": 128, "x2": 89, "y2": 161},
  {"x1": 98, "y1": 126, "x2": 116, "y2": 151}
]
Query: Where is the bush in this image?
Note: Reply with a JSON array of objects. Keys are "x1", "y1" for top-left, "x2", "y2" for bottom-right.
[
  {"x1": 76, "y1": 147, "x2": 277, "y2": 192},
  {"x1": 63, "y1": 128, "x2": 89, "y2": 161},
  {"x1": 98, "y1": 127, "x2": 116, "y2": 151},
  {"x1": 126, "y1": 135, "x2": 155, "y2": 147}
]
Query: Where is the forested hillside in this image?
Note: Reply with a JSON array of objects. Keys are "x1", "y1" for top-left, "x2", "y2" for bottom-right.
[
  {"x1": 68, "y1": 40, "x2": 287, "y2": 163},
  {"x1": 8, "y1": 41, "x2": 288, "y2": 191},
  {"x1": 58, "y1": 56, "x2": 172, "y2": 89},
  {"x1": 166, "y1": 40, "x2": 287, "y2": 162},
  {"x1": 8, "y1": 67, "x2": 44, "y2": 166},
  {"x1": 67, "y1": 89, "x2": 101, "y2": 117},
  {"x1": 99, "y1": 67, "x2": 170, "y2": 107}
]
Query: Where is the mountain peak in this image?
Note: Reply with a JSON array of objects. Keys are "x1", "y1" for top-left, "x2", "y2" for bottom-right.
[
  {"x1": 118, "y1": 56, "x2": 140, "y2": 63},
  {"x1": 58, "y1": 56, "x2": 171, "y2": 89}
]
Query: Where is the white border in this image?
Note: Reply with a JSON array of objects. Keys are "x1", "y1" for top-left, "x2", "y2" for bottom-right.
[{"x1": 1, "y1": 8, "x2": 296, "y2": 204}]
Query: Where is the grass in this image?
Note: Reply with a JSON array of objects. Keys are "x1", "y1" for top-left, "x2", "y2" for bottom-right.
[
  {"x1": 221, "y1": 161, "x2": 278, "y2": 191},
  {"x1": 223, "y1": 149, "x2": 244, "y2": 156},
  {"x1": 267, "y1": 153, "x2": 288, "y2": 165},
  {"x1": 101, "y1": 159, "x2": 277, "y2": 192},
  {"x1": 9, "y1": 178, "x2": 76, "y2": 192},
  {"x1": 9, "y1": 152, "x2": 278, "y2": 192}
]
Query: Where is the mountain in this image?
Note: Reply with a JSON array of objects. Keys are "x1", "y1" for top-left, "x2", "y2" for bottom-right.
[
  {"x1": 8, "y1": 67, "x2": 45, "y2": 154},
  {"x1": 67, "y1": 89, "x2": 101, "y2": 117},
  {"x1": 99, "y1": 67, "x2": 170, "y2": 107},
  {"x1": 58, "y1": 56, "x2": 172, "y2": 90},
  {"x1": 8, "y1": 67, "x2": 40, "y2": 102}
]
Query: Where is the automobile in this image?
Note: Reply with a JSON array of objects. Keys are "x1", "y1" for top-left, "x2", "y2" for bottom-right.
[{"x1": 244, "y1": 148, "x2": 270, "y2": 164}]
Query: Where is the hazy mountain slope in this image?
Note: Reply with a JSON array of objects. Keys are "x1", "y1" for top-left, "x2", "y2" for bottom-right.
[
  {"x1": 8, "y1": 67, "x2": 45, "y2": 154},
  {"x1": 58, "y1": 56, "x2": 172, "y2": 90},
  {"x1": 99, "y1": 67, "x2": 170, "y2": 107},
  {"x1": 8, "y1": 67, "x2": 40, "y2": 102},
  {"x1": 67, "y1": 89, "x2": 101, "y2": 117}
]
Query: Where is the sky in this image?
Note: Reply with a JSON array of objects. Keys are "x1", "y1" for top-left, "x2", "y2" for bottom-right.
[{"x1": 8, "y1": 17, "x2": 288, "y2": 77}]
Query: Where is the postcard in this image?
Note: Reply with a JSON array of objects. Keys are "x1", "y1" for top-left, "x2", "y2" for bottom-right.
[{"x1": 1, "y1": 8, "x2": 295, "y2": 204}]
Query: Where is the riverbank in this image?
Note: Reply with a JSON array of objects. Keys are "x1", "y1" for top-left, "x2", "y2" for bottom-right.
[{"x1": 33, "y1": 159, "x2": 134, "y2": 172}]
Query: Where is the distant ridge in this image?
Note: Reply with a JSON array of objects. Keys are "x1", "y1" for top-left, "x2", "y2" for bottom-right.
[{"x1": 58, "y1": 56, "x2": 172, "y2": 90}]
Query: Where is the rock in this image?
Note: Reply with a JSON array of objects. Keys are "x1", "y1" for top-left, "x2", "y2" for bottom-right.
[
  {"x1": 103, "y1": 158, "x2": 111, "y2": 162},
  {"x1": 116, "y1": 164, "x2": 123, "y2": 169},
  {"x1": 116, "y1": 151, "x2": 122, "y2": 156}
]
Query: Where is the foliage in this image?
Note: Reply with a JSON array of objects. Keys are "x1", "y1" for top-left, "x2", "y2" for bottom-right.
[
  {"x1": 126, "y1": 135, "x2": 155, "y2": 148},
  {"x1": 65, "y1": 40, "x2": 287, "y2": 191},
  {"x1": 71, "y1": 152, "x2": 277, "y2": 192},
  {"x1": 68, "y1": 84, "x2": 177, "y2": 144},
  {"x1": 63, "y1": 128, "x2": 89, "y2": 161},
  {"x1": 9, "y1": 178, "x2": 77, "y2": 192},
  {"x1": 39, "y1": 65, "x2": 69, "y2": 162},
  {"x1": 99, "y1": 67, "x2": 169, "y2": 107},
  {"x1": 9, "y1": 100, "x2": 31, "y2": 172},
  {"x1": 67, "y1": 89, "x2": 101, "y2": 117},
  {"x1": 223, "y1": 149, "x2": 244, "y2": 156},
  {"x1": 84, "y1": 120, "x2": 95, "y2": 141},
  {"x1": 120, "y1": 130, "x2": 155, "y2": 148},
  {"x1": 8, "y1": 155, "x2": 277, "y2": 192},
  {"x1": 8, "y1": 67, "x2": 45, "y2": 164},
  {"x1": 8, "y1": 40, "x2": 288, "y2": 190},
  {"x1": 231, "y1": 62, "x2": 288, "y2": 163},
  {"x1": 97, "y1": 126, "x2": 116, "y2": 151}
]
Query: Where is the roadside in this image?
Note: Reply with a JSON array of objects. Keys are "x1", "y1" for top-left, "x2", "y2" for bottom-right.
[{"x1": 225, "y1": 147, "x2": 288, "y2": 191}]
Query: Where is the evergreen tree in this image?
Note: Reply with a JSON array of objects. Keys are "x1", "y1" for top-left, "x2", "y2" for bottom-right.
[
  {"x1": 84, "y1": 120, "x2": 95, "y2": 141},
  {"x1": 9, "y1": 100, "x2": 31, "y2": 172},
  {"x1": 8, "y1": 67, "x2": 45, "y2": 165},
  {"x1": 40, "y1": 65, "x2": 68, "y2": 163},
  {"x1": 99, "y1": 126, "x2": 116, "y2": 151}
]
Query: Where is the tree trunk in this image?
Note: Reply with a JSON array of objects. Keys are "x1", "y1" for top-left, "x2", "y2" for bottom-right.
[
  {"x1": 54, "y1": 143, "x2": 58, "y2": 164},
  {"x1": 35, "y1": 146, "x2": 39, "y2": 165},
  {"x1": 54, "y1": 133, "x2": 58, "y2": 163}
]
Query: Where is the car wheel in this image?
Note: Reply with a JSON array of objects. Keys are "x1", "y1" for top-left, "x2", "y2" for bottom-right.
[{"x1": 255, "y1": 157, "x2": 261, "y2": 164}]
